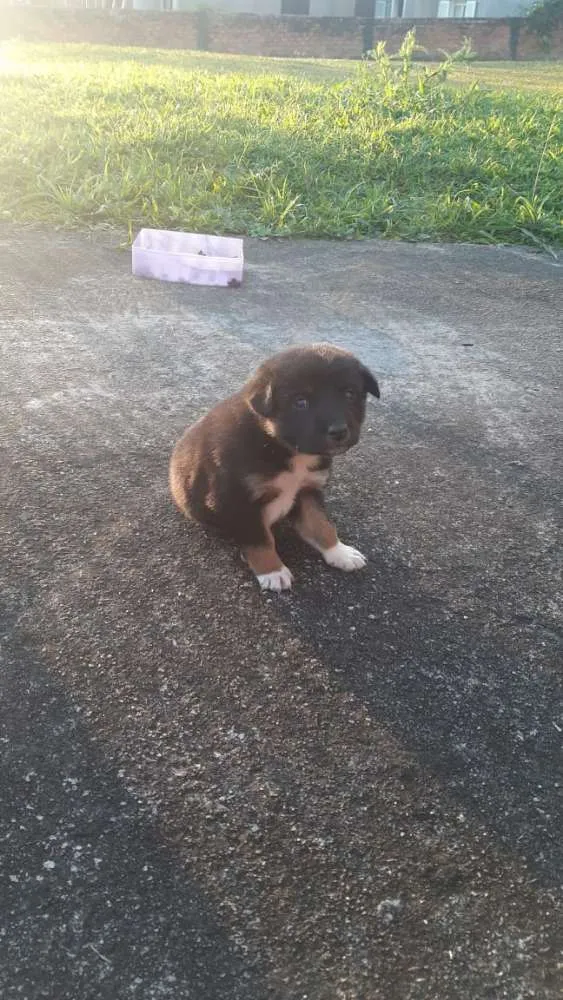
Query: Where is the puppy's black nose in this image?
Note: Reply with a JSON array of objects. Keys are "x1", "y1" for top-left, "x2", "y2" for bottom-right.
[{"x1": 327, "y1": 423, "x2": 349, "y2": 443}]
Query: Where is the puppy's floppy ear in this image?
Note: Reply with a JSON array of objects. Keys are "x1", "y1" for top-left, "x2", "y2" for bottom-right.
[
  {"x1": 361, "y1": 365, "x2": 380, "y2": 399},
  {"x1": 248, "y1": 380, "x2": 274, "y2": 418}
]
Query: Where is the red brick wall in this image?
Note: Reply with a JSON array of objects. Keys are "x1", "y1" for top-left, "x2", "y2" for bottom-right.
[
  {"x1": 517, "y1": 24, "x2": 563, "y2": 59},
  {"x1": 0, "y1": 9, "x2": 562, "y2": 61},
  {"x1": 209, "y1": 14, "x2": 362, "y2": 59},
  {"x1": 371, "y1": 18, "x2": 511, "y2": 60},
  {"x1": 0, "y1": 9, "x2": 199, "y2": 50}
]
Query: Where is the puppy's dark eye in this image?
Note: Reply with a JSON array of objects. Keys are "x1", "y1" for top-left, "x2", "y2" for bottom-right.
[
  {"x1": 344, "y1": 389, "x2": 357, "y2": 401},
  {"x1": 293, "y1": 397, "x2": 309, "y2": 411}
]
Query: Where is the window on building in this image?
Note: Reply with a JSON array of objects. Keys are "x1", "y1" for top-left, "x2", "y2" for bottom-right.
[
  {"x1": 437, "y1": 1, "x2": 478, "y2": 15},
  {"x1": 281, "y1": 0, "x2": 311, "y2": 13},
  {"x1": 355, "y1": 0, "x2": 396, "y2": 14}
]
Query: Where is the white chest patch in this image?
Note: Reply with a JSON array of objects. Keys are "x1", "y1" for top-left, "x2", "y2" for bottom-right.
[{"x1": 251, "y1": 455, "x2": 328, "y2": 529}]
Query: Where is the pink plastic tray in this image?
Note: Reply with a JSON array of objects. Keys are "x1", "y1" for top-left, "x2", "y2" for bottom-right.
[{"x1": 132, "y1": 228, "x2": 244, "y2": 287}]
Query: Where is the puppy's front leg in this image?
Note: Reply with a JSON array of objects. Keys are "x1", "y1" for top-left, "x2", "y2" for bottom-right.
[
  {"x1": 243, "y1": 527, "x2": 293, "y2": 592},
  {"x1": 294, "y1": 490, "x2": 367, "y2": 572}
]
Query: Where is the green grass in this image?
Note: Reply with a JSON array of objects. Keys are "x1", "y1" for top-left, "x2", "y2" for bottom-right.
[{"x1": 0, "y1": 40, "x2": 562, "y2": 247}]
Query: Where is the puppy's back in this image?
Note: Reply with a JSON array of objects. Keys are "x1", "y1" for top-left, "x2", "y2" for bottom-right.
[
  {"x1": 170, "y1": 390, "x2": 276, "y2": 533},
  {"x1": 170, "y1": 393, "x2": 236, "y2": 516}
]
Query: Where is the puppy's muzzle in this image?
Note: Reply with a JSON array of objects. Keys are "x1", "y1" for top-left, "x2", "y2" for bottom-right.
[{"x1": 327, "y1": 422, "x2": 350, "y2": 447}]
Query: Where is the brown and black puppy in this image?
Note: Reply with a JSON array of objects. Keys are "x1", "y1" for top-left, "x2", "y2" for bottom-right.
[{"x1": 169, "y1": 343, "x2": 380, "y2": 591}]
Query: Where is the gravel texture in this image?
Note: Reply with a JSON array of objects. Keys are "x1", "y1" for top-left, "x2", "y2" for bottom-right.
[{"x1": 1, "y1": 226, "x2": 562, "y2": 999}]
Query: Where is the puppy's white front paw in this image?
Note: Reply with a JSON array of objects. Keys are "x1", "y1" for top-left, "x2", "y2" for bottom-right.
[
  {"x1": 323, "y1": 542, "x2": 367, "y2": 572},
  {"x1": 257, "y1": 565, "x2": 294, "y2": 592}
]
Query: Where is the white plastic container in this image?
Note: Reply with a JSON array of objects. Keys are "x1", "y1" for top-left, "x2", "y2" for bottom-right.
[{"x1": 132, "y1": 229, "x2": 244, "y2": 287}]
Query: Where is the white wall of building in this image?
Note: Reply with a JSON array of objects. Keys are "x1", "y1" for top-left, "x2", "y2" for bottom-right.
[
  {"x1": 401, "y1": 0, "x2": 436, "y2": 16},
  {"x1": 310, "y1": 0, "x2": 356, "y2": 16},
  {"x1": 477, "y1": 0, "x2": 533, "y2": 15}
]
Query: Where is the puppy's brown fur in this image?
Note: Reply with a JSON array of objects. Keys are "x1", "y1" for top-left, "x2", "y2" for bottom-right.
[{"x1": 170, "y1": 343, "x2": 379, "y2": 591}]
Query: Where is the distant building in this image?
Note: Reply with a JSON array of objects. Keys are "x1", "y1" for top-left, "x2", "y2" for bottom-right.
[{"x1": 132, "y1": 0, "x2": 533, "y2": 18}]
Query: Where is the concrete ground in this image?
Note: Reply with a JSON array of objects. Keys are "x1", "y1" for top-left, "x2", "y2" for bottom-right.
[{"x1": 0, "y1": 224, "x2": 562, "y2": 1000}]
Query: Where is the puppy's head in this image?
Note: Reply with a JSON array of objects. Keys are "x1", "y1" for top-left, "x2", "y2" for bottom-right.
[{"x1": 246, "y1": 344, "x2": 379, "y2": 456}]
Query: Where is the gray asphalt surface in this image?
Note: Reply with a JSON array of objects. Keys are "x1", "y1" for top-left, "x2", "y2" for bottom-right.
[{"x1": 1, "y1": 224, "x2": 562, "y2": 999}]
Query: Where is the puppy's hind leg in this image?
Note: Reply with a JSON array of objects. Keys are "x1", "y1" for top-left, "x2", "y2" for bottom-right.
[{"x1": 293, "y1": 490, "x2": 367, "y2": 572}]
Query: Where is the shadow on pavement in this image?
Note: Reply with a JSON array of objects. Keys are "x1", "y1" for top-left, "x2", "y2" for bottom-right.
[
  {"x1": 2, "y1": 456, "x2": 561, "y2": 996},
  {"x1": 274, "y1": 523, "x2": 563, "y2": 889},
  {"x1": 0, "y1": 631, "x2": 262, "y2": 1000}
]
